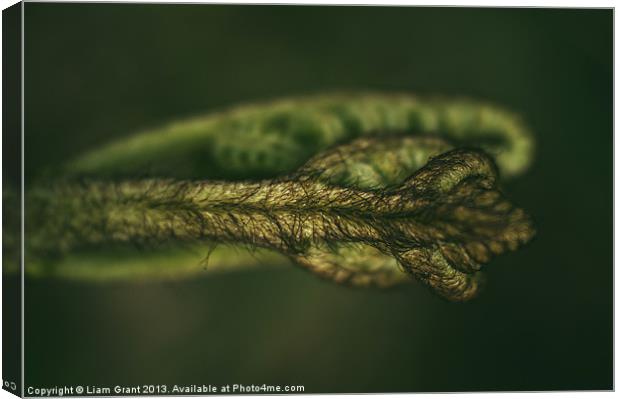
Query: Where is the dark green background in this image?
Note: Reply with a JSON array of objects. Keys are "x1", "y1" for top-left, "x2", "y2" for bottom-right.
[{"x1": 22, "y1": 4, "x2": 612, "y2": 392}]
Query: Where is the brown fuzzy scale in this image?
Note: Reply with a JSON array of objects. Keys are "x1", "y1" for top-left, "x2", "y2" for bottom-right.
[{"x1": 26, "y1": 139, "x2": 534, "y2": 301}]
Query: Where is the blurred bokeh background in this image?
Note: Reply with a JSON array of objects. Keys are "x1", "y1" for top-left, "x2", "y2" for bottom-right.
[{"x1": 20, "y1": 4, "x2": 611, "y2": 392}]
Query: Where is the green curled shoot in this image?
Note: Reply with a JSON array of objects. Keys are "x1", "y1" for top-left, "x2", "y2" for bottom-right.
[{"x1": 14, "y1": 93, "x2": 535, "y2": 301}]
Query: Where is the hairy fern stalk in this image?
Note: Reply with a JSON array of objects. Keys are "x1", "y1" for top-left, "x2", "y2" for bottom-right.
[{"x1": 14, "y1": 93, "x2": 536, "y2": 302}]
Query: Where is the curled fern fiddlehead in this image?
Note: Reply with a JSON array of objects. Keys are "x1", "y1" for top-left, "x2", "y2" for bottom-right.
[{"x1": 18, "y1": 92, "x2": 535, "y2": 301}]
